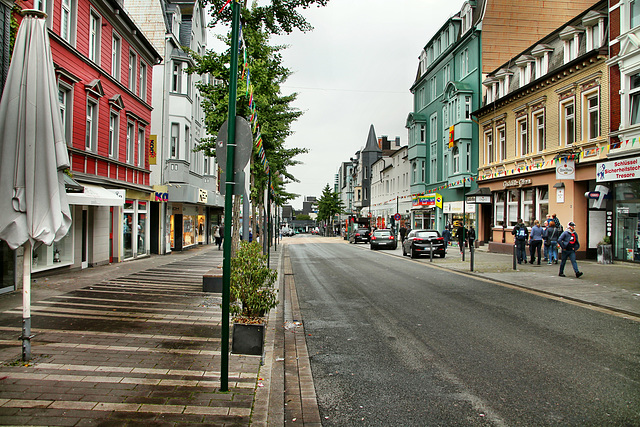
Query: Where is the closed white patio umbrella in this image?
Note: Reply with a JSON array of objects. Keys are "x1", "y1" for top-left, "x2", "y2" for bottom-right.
[{"x1": 0, "y1": 10, "x2": 72, "y2": 360}]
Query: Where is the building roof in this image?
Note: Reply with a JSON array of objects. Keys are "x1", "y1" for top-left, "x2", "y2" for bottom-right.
[{"x1": 362, "y1": 124, "x2": 380, "y2": 153}]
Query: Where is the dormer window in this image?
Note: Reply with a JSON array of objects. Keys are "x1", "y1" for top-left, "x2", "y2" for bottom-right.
[
  {"x1": 172, "y1": 12, "x2": 181, "y2": 38},
  {"x1": 531, "y1": 44, "x2": 553, "y2": 77},
  {"x1": 419, "y1": 50, "x2": 427, "y2": 76},
  {"x1": 560, "y1": 26, "x2": 584, "y2": 63},
  {"x1": 483, "y1": 76, "x2": 497, "y2": 104},
  {"x1": 495, "y1": 69, "x2": 514, "y2": 99},
  {"x1": 461, "y1": 2, "x2": 473, "y2": 34},
  {"x1": 516, "y1": 55, "x2": 536, "y2": 87},
  {"x1": 582, "y1": 11, "x2": 606, "y2": 51}
]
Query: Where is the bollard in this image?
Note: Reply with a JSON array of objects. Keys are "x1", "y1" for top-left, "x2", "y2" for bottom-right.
[
  {"x1": 513, "y1": 244, "x2": 517, "y2": 270},
  {"x1": 470, "y1": 245, "x2": 474, "y2": 272},
  {"x1": 429, "y1": 240, "x2": 433, "y2": 262}
]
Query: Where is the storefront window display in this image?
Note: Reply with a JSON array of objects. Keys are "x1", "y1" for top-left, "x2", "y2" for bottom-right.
[
  {"x1": 183, "y1": 215, "x2": 195, "y2": 247},
  {"x1": 123, "y1": 199, "x2": 148, "y2": 259},
  {"x1": 413, "y1": 210, "x2": 435, "y2": 229},
  {"x1": 614, "y1": 182, "x2": 640, "y2": 262},
  {"x1": 137, "y1": 201, "x2": 147, "y2": 256},
  {"x1": 197, "y1": 215, "x2": 205, "y2": 244},
  {"x1": 124, "y1": 200, "x2": 134, "y2": 259},
  {"x1": 32, "y1": 218, "x2": 74, "y2": 272}
]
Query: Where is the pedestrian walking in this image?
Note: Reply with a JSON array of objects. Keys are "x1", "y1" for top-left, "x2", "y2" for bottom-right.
[
  {"x1": 442, "y1": 226, "x2": 451, "y2": 252},
  {"x1": 542, "y1": 220, "x2": 550, "y2": 261},
  {"x1": 467, "y1": 226, "x2": 476, "y2": 249},
  {"x1": 512, "y1": 218, "x2": 529, "y2": 264},
  {"x1": 552, "y1": 213, "x2": 562, "y2": 230},
  {"x1": 214, "y1": 226, "x2": 221, "y2": 250},
  {"x1": 558, "y1": 221, "x2": 583, "y2": 278},
  {"x1": 399, "y1": 225, "x2": 407, "y2": 243},
  {"x1": 544, "y1": 221, "x2": 560, "y2": 264},
  {"x1": 529, "y1": 220, "x2": 544, "y2": 265},
  {"x1": 457, "y1": 223, "x2": 466, "y2": 255}
]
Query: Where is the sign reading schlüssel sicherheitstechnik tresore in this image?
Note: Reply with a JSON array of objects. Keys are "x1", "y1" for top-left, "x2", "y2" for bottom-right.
[{"x1": 596, "y1": 156, "x2": 640, "y2": 182}]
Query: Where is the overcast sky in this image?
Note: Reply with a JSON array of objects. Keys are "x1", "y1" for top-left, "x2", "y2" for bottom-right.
[{"x1": 210, "y1": 0, "x2": 463, "y2": 209}]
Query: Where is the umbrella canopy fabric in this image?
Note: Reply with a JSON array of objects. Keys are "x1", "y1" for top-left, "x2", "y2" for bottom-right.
[{"x1": 0, "y1": 11, "x2": 72, "y2": 250}]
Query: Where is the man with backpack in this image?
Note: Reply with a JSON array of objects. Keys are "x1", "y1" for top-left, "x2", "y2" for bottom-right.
[
  {"x1": 558, "y1": 221, "x2": 583, "y2": 278},
  {"x1": 543, "y1": 221, "x2": 561, "y2": 264},
  {"x1": 512, "y1": 218, "x2": 529, "y2": 264}
]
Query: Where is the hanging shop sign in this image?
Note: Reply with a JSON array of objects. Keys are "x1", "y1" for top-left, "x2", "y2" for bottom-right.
[
  {"x1": 596, "y1": 156, "x2": 640, "y2": 182},
  {"x1": 149, "y1": 135, "x2": 157, "y2": 165},
  {"x1": 556, "y1": 158, "x2": 575, "y2": 180}
]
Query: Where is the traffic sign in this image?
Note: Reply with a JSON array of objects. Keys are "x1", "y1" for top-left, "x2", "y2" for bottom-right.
[{"x1": 394, "y1": 213, "x2": 401, "y2": 221}]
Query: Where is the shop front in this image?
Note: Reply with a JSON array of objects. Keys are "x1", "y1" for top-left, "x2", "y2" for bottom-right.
[
  {"x1": 168, "y1": 203, "x2": 207, "y2": 251},
  {"x1": 411, "y1": 194, "x2": 442, "y2": 230},
  {"x1": 596, "y1": 156, "x2": 640, "y2": 262}
]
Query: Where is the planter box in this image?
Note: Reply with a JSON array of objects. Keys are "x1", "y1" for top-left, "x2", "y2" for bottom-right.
[
  {"x1": 597, "y1": 244, "x2": 613, "y2": 264},
  {"x1": 232, "y1": 322, "x2": 265, "y2": 356}
]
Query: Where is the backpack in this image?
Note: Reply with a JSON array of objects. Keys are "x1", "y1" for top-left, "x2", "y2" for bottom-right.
[{"x1": 516, "y1": 226, "x2": 526, "y2": 240}]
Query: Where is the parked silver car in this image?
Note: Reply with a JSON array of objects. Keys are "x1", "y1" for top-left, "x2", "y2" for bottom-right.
[{"x1": 370, "y1": 229, "x2": 397, "y2": 250}]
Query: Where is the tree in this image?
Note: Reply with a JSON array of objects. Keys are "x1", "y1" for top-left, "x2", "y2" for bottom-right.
[
  {"x1": 316, "y1": 184, "x2": 344, "y2": 236},
  {"x1": 192, "y1": 1, "x2": 329, "y2": 247}
]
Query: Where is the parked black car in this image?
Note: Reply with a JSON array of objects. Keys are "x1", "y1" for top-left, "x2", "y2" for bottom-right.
[
  {"x1": 370, "y1": 229, "x2": 397, "y2": 250},
  {"x1": 402, "y1": 229, "x2": 446, "y2": 258},
  {"x1": 349, "y1": 228, "x2": 371, "y2": 244}
]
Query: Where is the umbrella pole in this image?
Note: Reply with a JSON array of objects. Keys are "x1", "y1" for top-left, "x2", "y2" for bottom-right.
[{"x1": 21, "y1": 240, "x2": 32, "y2": 361}]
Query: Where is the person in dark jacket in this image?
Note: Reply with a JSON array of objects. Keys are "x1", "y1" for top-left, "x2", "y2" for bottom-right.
[
  {"x1": 543, "y1": 221, "x2": 561, "y2": 264},
  {"x1": 457, "y1": 224, "x2": 466, "y2": 255},
  {"x1": 558, "y1": 221, "x2": 582, "y2": 278},
  {"x1": 442, "y1": 226, "x2": 451, "y2": 252},
  {"x1": 529, "y1": 220, "x2": 544, "y2": 265},
  {"x1": 512, "y1": 218, "x2": 529, "y2": 264},
  {"x1": 467, "y1": 226, "x2": 476, "y2": 249}
]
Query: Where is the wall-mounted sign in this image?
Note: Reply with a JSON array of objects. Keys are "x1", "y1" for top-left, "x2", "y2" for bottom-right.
[
  {"x1": 465, "y1": 195, "x2": 491, "y2": 204},
  {"x1": 556, "y1": 158, "x2": 575, "y2": 180},
  {"x1": 596, "y1": 156, "x2": 640, "y2": 182},
  {"x1": 149, "y1": 135, "x2": 157, "y2": 165},
  {"x1": 155, "y1": 192, "x2": 169, "y2": 202},
  {"x1": 412, "y1": 193, "x2": 443, "y2": 209},
  {"x1": 448, "y1": 125, "x2": 454, "y2": 148},
  {"x1": 503, "y1": 178, "x2": 532, "y2": 188},
  {"x1": 198, "y1": 189, "x2": 208, "y2": 204},
  {"x1": 556, "y1": 187, "x2": 565, "y2": 203}
]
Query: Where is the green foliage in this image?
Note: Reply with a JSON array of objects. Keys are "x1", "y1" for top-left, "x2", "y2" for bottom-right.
[
  {"x1": 230, "y1": 241, "x2": 278, "y2": 319},
  {"x1": 316, "y1": 184, "x2": 344, "y2": 222},
  {"x1": 295, "y1": 214, "x2": 311, "y2": 221}
]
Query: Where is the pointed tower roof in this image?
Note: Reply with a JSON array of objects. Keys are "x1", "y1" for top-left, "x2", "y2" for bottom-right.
[{"x1": 362, "y1": 124, "x2": 380, "y2": 153}]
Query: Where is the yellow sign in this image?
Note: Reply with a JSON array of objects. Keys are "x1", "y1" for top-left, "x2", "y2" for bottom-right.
[
  {"x1": 448, "y1": 126, "x2": 454, "y2": 148},
  {"x1": 149, "y1": 135, "x2": 157, "y2": 165}
]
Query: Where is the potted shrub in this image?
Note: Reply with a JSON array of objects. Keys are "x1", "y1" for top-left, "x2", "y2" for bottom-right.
[
  {"x1": 597, "y1": 236, "x2": 613, "y2": 264},
  {"x1": 230, "y1": 241, "x2": 278, "y2": 355}
]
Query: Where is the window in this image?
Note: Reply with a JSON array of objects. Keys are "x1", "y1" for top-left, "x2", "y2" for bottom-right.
[
  {"x1": 630, "y1": 73, "x2": 640, "y2": 125},
  {"x1": 412, "y1": 162, "x2": 417, "y2": 184},
  {"x1": 517, "y1": 117, "x2": 528, "y2": 156},
  {"x1": 443, "y1": 64, "x2": 450, "y2": 85},
  {"x1": 172, "y1": 62, "x2": 182, "y2": 93},
  {"x1": 561, "y1": 100, "x2": 575, "y2": 145},
  {"x1": 494, "y1": 191, "x2": 505, "y2": 227},
  {"x1": 561, "y1": 28, "x2": 583, "y2": 64},
  {"x1": 631, "y1": 0, "x2": 640, "y2": 29},
  {"x1": 420, "y1": 160, "x2": 425, "y2": 182},
  {"x1": 466, "y1": 143, "x2": 470, "y2": 172},
  {"x1": 443, "y1": 153, "x2": 449, "y2": 177},
  {"x1": 533, "y1": 110, "x2": 545, "y2": 152},
  {"x1": 430, "y1": 142, "x2": 437, "y2": 182},
  {"x1": 126, "y1": 122, "x2": 135, "y2": 164},
  {"x1": 484, "y1": 129, "x2": 493, "y2": 164},
  {"x1": 61, "y1": 0, "x2": 73, "y2": 43},
  {"x1": 111, "y1": 34, "x2": 121, "y2": 80},
  {"x1": 430, "y1": 77, "x2": 436, "y2": 100},
  {"x1": 497, "y1": 126, "x2": 506, "y2": 161},
  {"x1": 109, "y1": 112, "x2": 119, "y2": 158},
  {"x1": 452, "y1": 146, "x2": 460, "y2": 174},
  {"x1": 170, "y1": 123, "x2": 179, "y2": 158},
  {"x1": 537, "y1": 187, "x2": 549, "y2": 221},
  {"x1": 521, "y1": 189, "x2": 534, "y2": 227},
  {"x1": 138, "y1": 127, "x2": 145, "y2": 167},
  {"x1": 465, "y1": 96, "x2": 471, "y2": 120},
  {"x1": 128, "y1": 52, "x2": 137, "y2": 92},
  {"x1": 420, "y1": 124, "x2": 426, "y2": 143},
  {"x1": 585, "y1": 91, "x2": 600, "y2": 140},
  {"x1": 507, "y1": 190, "x2": 519, "y2": 227},
  {"x1": 460, "y1": 49, "x2": 469, "y2": 77},
  {"x1": 430, "y1": 113, "x2": 437, "y2": 142},
  {"x1": 89, "y1": 12, "x2": 100, "y2": 63},
  {"x1": 85, "y1": 99, "x2": 98, "y2": 151},
  {"x1": 186, "y1": 125, "x2": 192, "y2": 165},
  {"x1": 35, "y1": 0, "x2": 52, "y2": 26},
  {"x1": 58, "y1": 83, "x2": 72, "y2": 143},
  {"x1": 139, "y1": 62, "x2": 147, "y2": 101}
]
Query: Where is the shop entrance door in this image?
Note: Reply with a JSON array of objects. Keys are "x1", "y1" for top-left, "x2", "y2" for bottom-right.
[
  {"x1": 616, "y1": 208, "x2": 639, "y2": 262},
  {"x1": 81, "y1": 208, "x2": 88, "y2": 269}
]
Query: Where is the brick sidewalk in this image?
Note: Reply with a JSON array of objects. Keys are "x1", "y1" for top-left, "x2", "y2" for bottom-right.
[{"x1": 0, "y1": 247, "x2": 262, "y2": 426}]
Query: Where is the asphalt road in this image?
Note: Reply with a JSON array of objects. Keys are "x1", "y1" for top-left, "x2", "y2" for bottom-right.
[{"x1": 287, "y1": 237, "x2": 640, "y2": 426}]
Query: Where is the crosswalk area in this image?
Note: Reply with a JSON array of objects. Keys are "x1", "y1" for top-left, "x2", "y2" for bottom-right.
[{"x1": 0, "y1": 247, "x2": 260, "y2": 425}]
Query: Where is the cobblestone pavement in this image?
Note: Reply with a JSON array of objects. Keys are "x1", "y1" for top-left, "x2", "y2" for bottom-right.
[{"x1": 0, "y1": 247, "x2": 262, "y2": 426}]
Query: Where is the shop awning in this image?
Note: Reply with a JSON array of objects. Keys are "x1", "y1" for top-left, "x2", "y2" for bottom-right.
[
  {"x1": 67, "y1": 184, "x2": 124, "y2": 206},
  {"x1": 465, "y1": 187, "x2": 492, "y2": 196}
]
